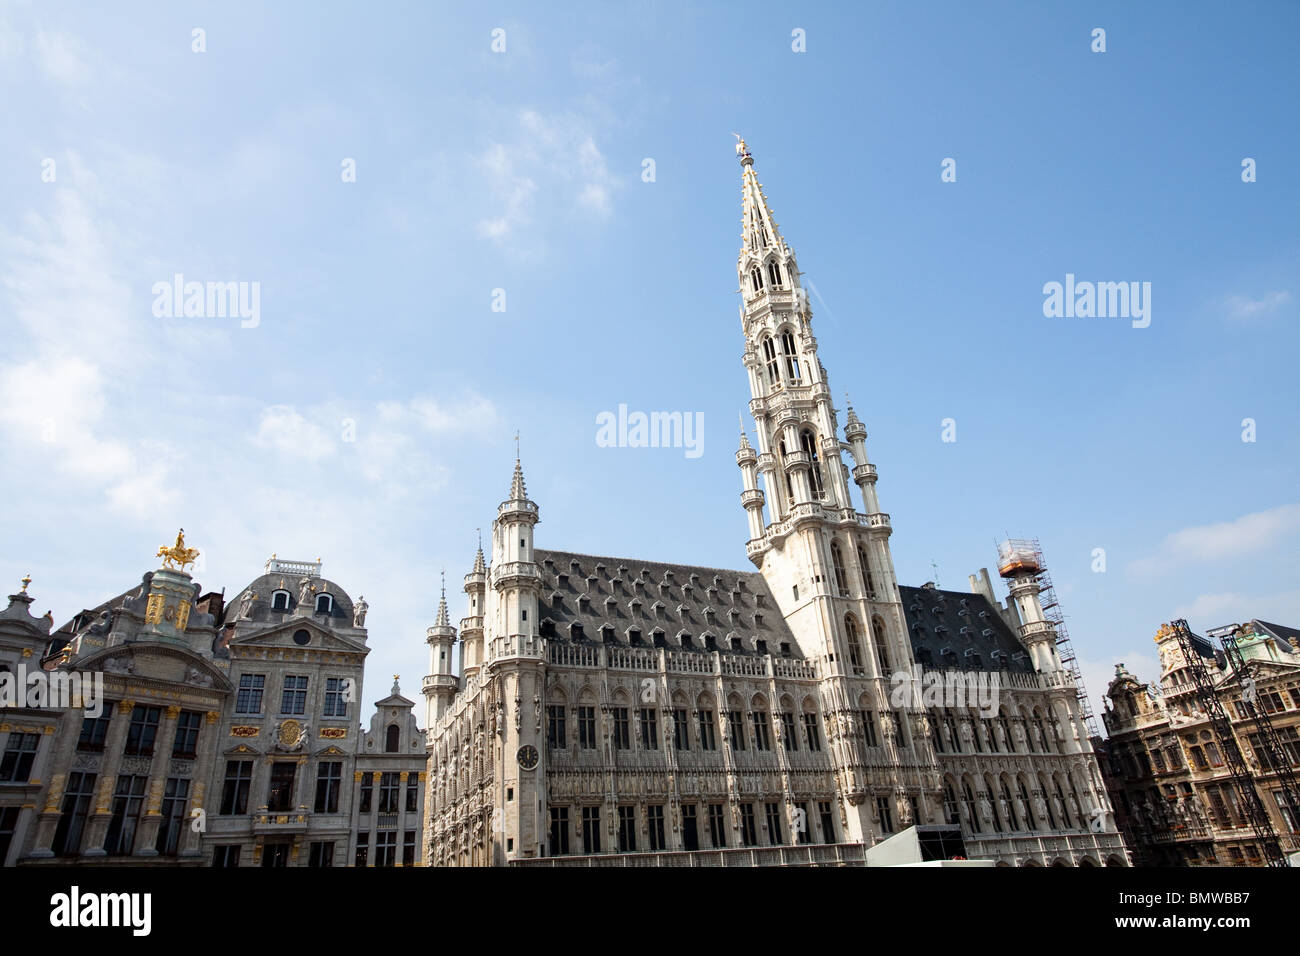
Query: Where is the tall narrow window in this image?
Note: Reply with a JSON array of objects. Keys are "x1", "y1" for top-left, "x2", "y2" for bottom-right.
[
  {"x1": 762, "y1": 337, "x2": 779, "y2": 388},
  {"x1": 155, "y1": 778, "x2": 190, "y2": 856},
  {"x1": 638, "y1": 708, "x2": 659, "y2": 750},
  {"x1": 547, "y1": 706, "x2": 566, "y2": 749},
  {"x1": 104, "y1": 775, "x2": 148, "y2": 855},
  {"x1": 52, "y1": 772, "x2": 97, "y2": 857},
  {"x1": 831, "y1": 541, "x2": 849, "y2": 596},
  {"x1": 768, "y1": 261, "x2": 782, "y2": 287},
  {"x1": 803, "y1": 712, "x2": 822, "y2": 751},
  {"x1": 872, "y1": 617, "x2": 892, "y2": 675},
  {"x1": 315, "y1": 762, "x2": 342, "y2": 813},
  {"x1": 801, "y1": 430, "x2": 824, "y2": 498},
  {"x1": 857, "y1": 546, "x2": 877, "y2": 598},
  {"x1": 751, "y1": 268, "x2": 764, "y2": 294},
  {"x1": 385, "y1": 723, "x2": 400, "y2": 753},
  {"x1": 267, "y1": 763, "x2": 297, "y2": 813},
  {"x1": 220, "y1": 761, "x2": 252, "y2": 815},
  {"x1": 781, "y1": 330, "x2": 801, "y2": 381},
  {"x1": 845, "y1": 615, "x2": 865, "y2": 676}
]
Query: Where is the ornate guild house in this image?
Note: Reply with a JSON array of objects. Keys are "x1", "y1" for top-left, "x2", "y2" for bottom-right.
[
  {"x1": 0, "y1": 538, "x2": 425, "y2": 867},
  {"x1": 420, "y1": 142, "x2": 1130, "y2": 867}
]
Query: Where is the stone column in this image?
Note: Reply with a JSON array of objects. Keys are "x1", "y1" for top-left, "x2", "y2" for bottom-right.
[
  {"x1": 135, "y1": 704, "x2": 182, "y2": 856},
  {"x1": 178, "y1": 710, "x2": 221, "y2": 859},
  {"x1": 82, "y1": 699, "x2": 136, "y2": 856}
]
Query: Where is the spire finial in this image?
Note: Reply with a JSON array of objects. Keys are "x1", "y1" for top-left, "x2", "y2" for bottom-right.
[
  {"x1": 20, "y1": 573, "x2": 31, "y2": 593},
  {"x1": 733, "y1": 133, "x2": 752, "y2": 166},
  {"x1": 440, "y1": 568, "x2": 446, "y2": 599},
  {"x1": 515, "y1": 429, "x2": 520, "y2": 460}
]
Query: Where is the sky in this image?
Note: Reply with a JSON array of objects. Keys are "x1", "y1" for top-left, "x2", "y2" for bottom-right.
[{"x1": 1, "y1": 1, "x2": 1297, "y2": 727}]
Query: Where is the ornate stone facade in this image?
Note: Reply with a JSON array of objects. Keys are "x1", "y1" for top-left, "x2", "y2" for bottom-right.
[
  {"x1": 421, "y1": 143, "x2": 1127, "y2": 868},
  {"x1": 0, "y1": 552, "x2": 424, "y2": 867},
  {"x1": 1102, "y1": 620, "x2": 1300, "y2": 866}
]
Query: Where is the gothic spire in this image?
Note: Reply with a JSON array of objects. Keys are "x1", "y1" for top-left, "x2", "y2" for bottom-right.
[
  {"x1": 473, "y1": 529, "x2": 486, "y2": 573},
  {"x1": 736, "y1": 136, "x2": 787, "y2": 259},
  {"x1": 434, "y1": 570, "x2": 450, "y2": 627},
  {"x1": 508, "y1": 457, "x2": 527, "y2": 501}
]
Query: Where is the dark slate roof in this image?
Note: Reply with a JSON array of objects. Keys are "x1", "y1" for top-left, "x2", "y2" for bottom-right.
[
  {"x1": 899, "y1": 584, "x2": 1034, "y2": 674},
  {"x1": 220, "y1": 573, "x2": 356, "y2": 627},
  {"x1": 1257, "y1": 619, "x2": 1300, "y2": 648},
  {"x1": 535, "y1": 549, "x2": 800, "y2": 657}
]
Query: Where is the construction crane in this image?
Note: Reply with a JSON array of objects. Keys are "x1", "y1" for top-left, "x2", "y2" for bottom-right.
[{"x1": 1168, "y1": 619, "x2": 1288, "y2": 867}]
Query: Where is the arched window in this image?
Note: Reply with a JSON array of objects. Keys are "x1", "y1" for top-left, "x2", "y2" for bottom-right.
[
  {"x1": 751, "y1": 268, "x2": 764, "y2": 294},
  {"x1": 800, "y1": 429, "x2": 825, "y2": 499},
  {"x1": 762, "y1": 337, "x2": 779, "y2": 388},
  {"x1": 844, "y1": 615, "x2": 864, "y2": 676},
  {"x1": 271, "y1": 590, "x2": 290, "y2": 612},
  {"x1": 830, "y1": 541, "x2": 849, "y2": 596},
  {"x1": 767, "y1": 261, "x2": 782, "y2": 288},
  {"x1": 385, "y1": 724, "x2": 400, "y2": 753},
  {"x1": 780, "y1": 330, "x2": 801, "y2": 381},
  {"x1": 857, "y1": 546, "x2": 877, "y2": 598},
  {"x1": 315, "y1": 593, "x2": 333, "y2": 614},
  {"x1": 872, "y1": 617, "x2": 891, "y2": 675}
]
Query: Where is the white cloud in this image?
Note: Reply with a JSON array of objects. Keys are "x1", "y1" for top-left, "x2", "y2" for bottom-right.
[
  {"x1": 1173, "y1": 588, "x2": 1300, "y2": 631},
  {"x1": 254, "y1": 405, "x2": 335, "y2": 461},
  {"x1": 34, "y1": 29, "x2": 92, "y2": 89},
  {"x1": 473, "y1": 110, "x2": 618, "y2": 244},
  {"x1": 1225, "y1": 290, "x2": 1291, "y2": 320},
  {"x1": 1127, "y1": 503, "x2": 1300, "y2": 578}
]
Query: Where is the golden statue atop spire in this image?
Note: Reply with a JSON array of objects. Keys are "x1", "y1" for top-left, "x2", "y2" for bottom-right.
[{"x1": 157, "y1": 528, "x2": 200, "y2": 572}]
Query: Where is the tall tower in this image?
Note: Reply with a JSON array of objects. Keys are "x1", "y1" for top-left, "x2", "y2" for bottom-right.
[
  {"x1": 732, "y1": 137, "x2": 939, "y2": 841},
  {"x1": 484, "y1": 456, "x2": 546, "y2": 861},
  {"x1": 460, "y1": 539, "x2": 487, "y2": 688},
  {"x1": 423, "y1": 575, "x2": 458, "y2": 726}
]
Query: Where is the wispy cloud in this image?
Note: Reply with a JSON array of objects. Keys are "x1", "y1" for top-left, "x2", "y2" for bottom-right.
[
  {"x1": 1127, "y1": 503, "x2": 1300, "y2": 579},
  {"x1": 473, "y1": 109, "x2": 618, "y2": 246},
  {"x1": 1173, "y1": 587, "x2": 1300, "y2": 630},
  {"x1": 1225, "y1": 290, "x2": 1291, "y2": 320}
]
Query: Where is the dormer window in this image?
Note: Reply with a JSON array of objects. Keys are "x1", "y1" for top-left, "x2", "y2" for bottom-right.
[
  {"x1": 271, "y1": 590, "x2": 290, "y2": 612},
  {"x1": 315, "y1": 593, "x2": 333, "y2": 614}
]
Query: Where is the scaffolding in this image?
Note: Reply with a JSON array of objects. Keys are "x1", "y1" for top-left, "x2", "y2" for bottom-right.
[
  {"x1": 1169, "y1": 619, "x2": 1287, "y2": 867},
  {"x1": 996, "y1": 538, "x2": 1099, "y2": 738},
  {"x1": 1218, "y1": 627, "x2": 1300, "y2": 859}
]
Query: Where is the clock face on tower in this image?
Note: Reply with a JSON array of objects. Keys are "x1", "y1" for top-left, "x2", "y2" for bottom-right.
[{"x1": 516, "y1": 745, "x2": 539, "y2": 771}]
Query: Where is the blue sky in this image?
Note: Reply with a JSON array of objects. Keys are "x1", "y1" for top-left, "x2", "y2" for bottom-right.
[{"x1": 1, "y1": 1, "x2": 1296, "y2": 723}]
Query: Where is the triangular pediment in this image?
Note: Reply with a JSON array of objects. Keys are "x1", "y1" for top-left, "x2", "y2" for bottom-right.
[
  {"x1": 223, "y1": 741, "x2": 264, "y2": 757},
  {"x1": 230, "y1": 619, "x2": 368, "y2": 655}
]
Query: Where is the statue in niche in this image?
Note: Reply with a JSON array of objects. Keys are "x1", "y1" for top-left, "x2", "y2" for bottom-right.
[{"x1": 353, "y1": 596, "x2": 368, "y2": 627}]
